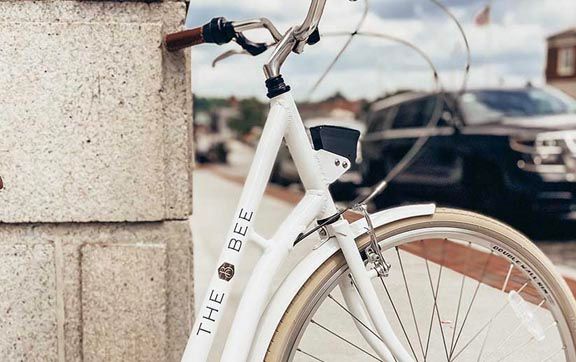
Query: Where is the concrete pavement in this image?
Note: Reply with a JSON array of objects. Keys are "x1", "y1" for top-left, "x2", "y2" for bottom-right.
[
  {"x1": 191, "y1": 167, "x2": 321, "y2": 360},
  {"x1": 191, "y1": 164, "x2": 570, "y2": 361}
]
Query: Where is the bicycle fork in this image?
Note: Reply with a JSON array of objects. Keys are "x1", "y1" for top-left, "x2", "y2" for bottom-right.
[{"x1": 329, "y1": 219, "x2": 414, "y2": 362}]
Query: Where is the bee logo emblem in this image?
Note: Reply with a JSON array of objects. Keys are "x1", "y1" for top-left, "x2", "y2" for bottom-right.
[{"x1": 218, "y1": 262, "x2": 235, "y2": 282}]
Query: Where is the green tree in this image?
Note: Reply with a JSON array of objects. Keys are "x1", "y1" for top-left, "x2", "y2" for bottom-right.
[
  {"x1": 193, "y1": 95, "x2": 229, "y2": 118},
  {"x1": 228, "y1": 98, "x2": 267, "y2": 136}
]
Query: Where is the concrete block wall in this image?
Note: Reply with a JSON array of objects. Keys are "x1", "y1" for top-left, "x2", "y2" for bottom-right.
[
  {"x1": 0, "y1": 1, "x2": 193, "y2": 361},
  {"x1": 0, "y1": 0, "x2": 192, "y2": 223},
  {"x1": 0, "y1": 222, "x2": 193, "y2": 362}
]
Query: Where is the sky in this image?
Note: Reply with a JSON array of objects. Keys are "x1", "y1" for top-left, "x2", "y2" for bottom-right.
[{"x1": 186, "y1": 0, "x2": 576, "y2": 101}]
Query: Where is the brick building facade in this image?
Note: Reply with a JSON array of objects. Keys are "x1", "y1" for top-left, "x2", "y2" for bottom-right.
[{"x1": 546, "y1": 28, "x2": 576, "y2": 98}]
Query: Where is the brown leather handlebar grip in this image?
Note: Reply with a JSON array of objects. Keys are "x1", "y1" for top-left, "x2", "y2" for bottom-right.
[{"x1": 165, "y1": 27, "x2": 204, "y2": 52}]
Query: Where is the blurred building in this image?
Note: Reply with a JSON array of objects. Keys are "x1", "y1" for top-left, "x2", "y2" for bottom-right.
[
  {"x1": 546, "y1": 28, "x2": 576, "y2": 98},
  {"x1": 298, "y1": 93, "x2": 365, "y2": 120},
  {"x1": 194, "y1": 98, "x2": 236, "y2": 163},
  {"x1": 193, "y1": 96, "x2": 239, "y2": 135}
]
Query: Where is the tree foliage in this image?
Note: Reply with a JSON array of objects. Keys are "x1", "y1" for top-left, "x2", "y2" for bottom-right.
[
  {"x1": 228, "y1": 98, "x2": 267, "y2": 136},
  {"x1": 193, "y1": 95, "x2": 229, "y2": 116}
]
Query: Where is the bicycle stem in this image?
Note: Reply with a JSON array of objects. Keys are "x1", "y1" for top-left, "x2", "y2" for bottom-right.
[{"x1": 264, "y1": 27, "x2": 297, "y2": 79}]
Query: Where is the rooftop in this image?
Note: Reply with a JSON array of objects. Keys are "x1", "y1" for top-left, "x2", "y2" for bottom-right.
[{"x1": 547, "y1": 28, "x2": 576, "y2": 41}]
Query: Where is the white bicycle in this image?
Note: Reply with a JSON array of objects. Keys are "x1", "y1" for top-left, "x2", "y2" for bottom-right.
[{"x1": 165, "y1": 1, "x2": 576, "y2": 361}]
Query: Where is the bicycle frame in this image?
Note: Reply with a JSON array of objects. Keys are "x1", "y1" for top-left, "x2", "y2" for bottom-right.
[{"x1": 182, "y1": 91, "x2": 413, "y2": 362}]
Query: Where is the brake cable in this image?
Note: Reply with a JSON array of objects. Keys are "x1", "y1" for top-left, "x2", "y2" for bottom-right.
[
  {"x1": 295, "y1": 0, "x2": 471, "y2": 243},
  {"x1": 306, "y1": 0, "x2": 370, "y2": 99},
  {"x1": 295, "y1": 31, "x2": 445, "y2": 243},
  {"x1": 430, "y1": 0, "x2": 472, "y2": 95}
]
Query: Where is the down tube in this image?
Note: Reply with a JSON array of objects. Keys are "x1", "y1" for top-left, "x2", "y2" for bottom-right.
[
  {"x1": 181, "y1": 93, "x2": 292, "y2": 362},
  {"x1": 221, "y1": 192, "x2": 326, "y2": 362}
]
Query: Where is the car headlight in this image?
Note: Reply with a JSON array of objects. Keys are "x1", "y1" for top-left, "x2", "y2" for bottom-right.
[
  {"x1": 541, "y1": 139, "x2": 559, "y2": 147},
  {"x1": 512, "y1": 131, "x2": 576, "y2": 180}
]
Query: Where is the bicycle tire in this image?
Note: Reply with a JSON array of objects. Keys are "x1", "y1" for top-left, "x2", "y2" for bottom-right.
[{"x1": 266, "y1": 208, "x2": 576, "y2": 361}]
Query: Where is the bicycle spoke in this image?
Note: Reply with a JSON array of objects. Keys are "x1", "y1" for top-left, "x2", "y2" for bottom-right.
[
  {"x1": 310, "y1": 319, "x2": 384, "y2": 361},
  {"x1": 484, "y1": 299, "x2": 546, "y2": 361},
  {"x1": 494, "y1": 320, "x2": 558, "y2": 362},
  {"x1": 449, "y1": 242, "x2": 472, "y2": 355},
  {"x1": 423, "y1": 239, "x2": 450, "y2": 361},
  {"x1": 476, "y1": 264, "x2": 514, "y2": 362},
  {"x1": 379, "y1": 276, "x2": 419, "y2": 361},
  {"x1": 451, "y1": 281, "x2": 530, "y2": 361},
  {"x1": 329, "y1": 292, "x2": 400, "y2": 362},
  {"x1": 328, "y1": 293, "x2": 382, "y2": 342},
  {"x1": 297, "y1": 348, "x2": 327, "y2": 362},
  {"x1": 395, "y1": 246, "x2": 426, "y2": 359},
  {"x1": 542, "y1": 346, "x2": 566, "y2": 362},
  {"x1": 281, "y1": 219, "x2": 571, "y2": 362},
  {"x1": 483, "y1": 323, "x2": 524, "y2": 360},
  {"x1": 448, "y1": 251, "x2": 493, "y2": 358}
]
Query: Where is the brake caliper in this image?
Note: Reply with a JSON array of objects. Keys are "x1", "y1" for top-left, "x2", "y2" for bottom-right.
[{"x1": 357, "y1": 204, "x2": 391, "y2": 277}]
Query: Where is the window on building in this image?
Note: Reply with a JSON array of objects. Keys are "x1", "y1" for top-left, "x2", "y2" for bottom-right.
[{"x1": 558, "y1": 47, "x2": 575, "y2": 76}]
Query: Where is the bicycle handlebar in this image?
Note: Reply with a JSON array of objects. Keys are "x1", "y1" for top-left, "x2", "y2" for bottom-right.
[
  {"x1": 165, "y1": 0, "x2": 331, "y2": 79},
  {"x1": 165, "y1": 17, "x2": 237, "y2": 52},
  {"x1": 263, "y1": 0, "x2": 327, "y2": 78},
  {"x1": 165, "y1": 27, "x2": 204, "y2": 52},
  {"x1": 165, "y1": 16, "x2": 270, "y2": 57},
  {"x1": 295, "y1": 0, "x2": 327, "y2": 42}
]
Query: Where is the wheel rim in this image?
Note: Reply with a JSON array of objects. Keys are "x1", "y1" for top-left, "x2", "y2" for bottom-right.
[{"x1": 284, "y1": 227, "x2": 575, "y2": 362}]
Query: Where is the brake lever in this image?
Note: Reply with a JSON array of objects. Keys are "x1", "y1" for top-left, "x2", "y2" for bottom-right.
[
  {"x1": 235, "y1": 33, "x2": 269, "y2": 56},
  {"x1": 212, "y1": 50, "x2": 250, "y2": 68},
  {"x1": 212, "y1": 39, "x2": 275, "y2": 68}
]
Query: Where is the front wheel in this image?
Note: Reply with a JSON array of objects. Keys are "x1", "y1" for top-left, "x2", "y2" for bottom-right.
[{"x1": 266, "y1": 208, "x2": 576, "y2": 361}]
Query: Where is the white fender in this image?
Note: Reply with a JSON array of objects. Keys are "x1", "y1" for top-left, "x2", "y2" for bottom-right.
[{"x1": 248, "y1": 203, "x2": 436, "y2": 361}]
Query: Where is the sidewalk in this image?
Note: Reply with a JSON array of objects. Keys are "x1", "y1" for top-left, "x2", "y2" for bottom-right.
[
  {"x1": 191, "y1": 166, "x2": 572, "y2": 360},
  {"x1": 191, "y1": 168, "x2": 317, "y2": 359}
]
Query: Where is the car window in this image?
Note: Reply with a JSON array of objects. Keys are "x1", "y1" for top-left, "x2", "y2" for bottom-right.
[
  {"x1": 367, "y1": 107, "x2": 397, "y2": 133},
  {"x1": 460, "y1": 88, "x2": 576, "y2": 124},
  {"x1": 392, "y1": 97, "x2": 437, "y2": 129}
]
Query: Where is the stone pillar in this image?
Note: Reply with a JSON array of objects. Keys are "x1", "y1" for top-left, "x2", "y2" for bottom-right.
[{"x1": 0, "y1": 1, "x2": 193, "y2": 361}]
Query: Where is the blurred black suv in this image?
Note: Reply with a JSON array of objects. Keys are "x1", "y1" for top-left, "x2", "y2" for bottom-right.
[{"x1": 361, "y1": 87, "x2": 576, "y2": 222}]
